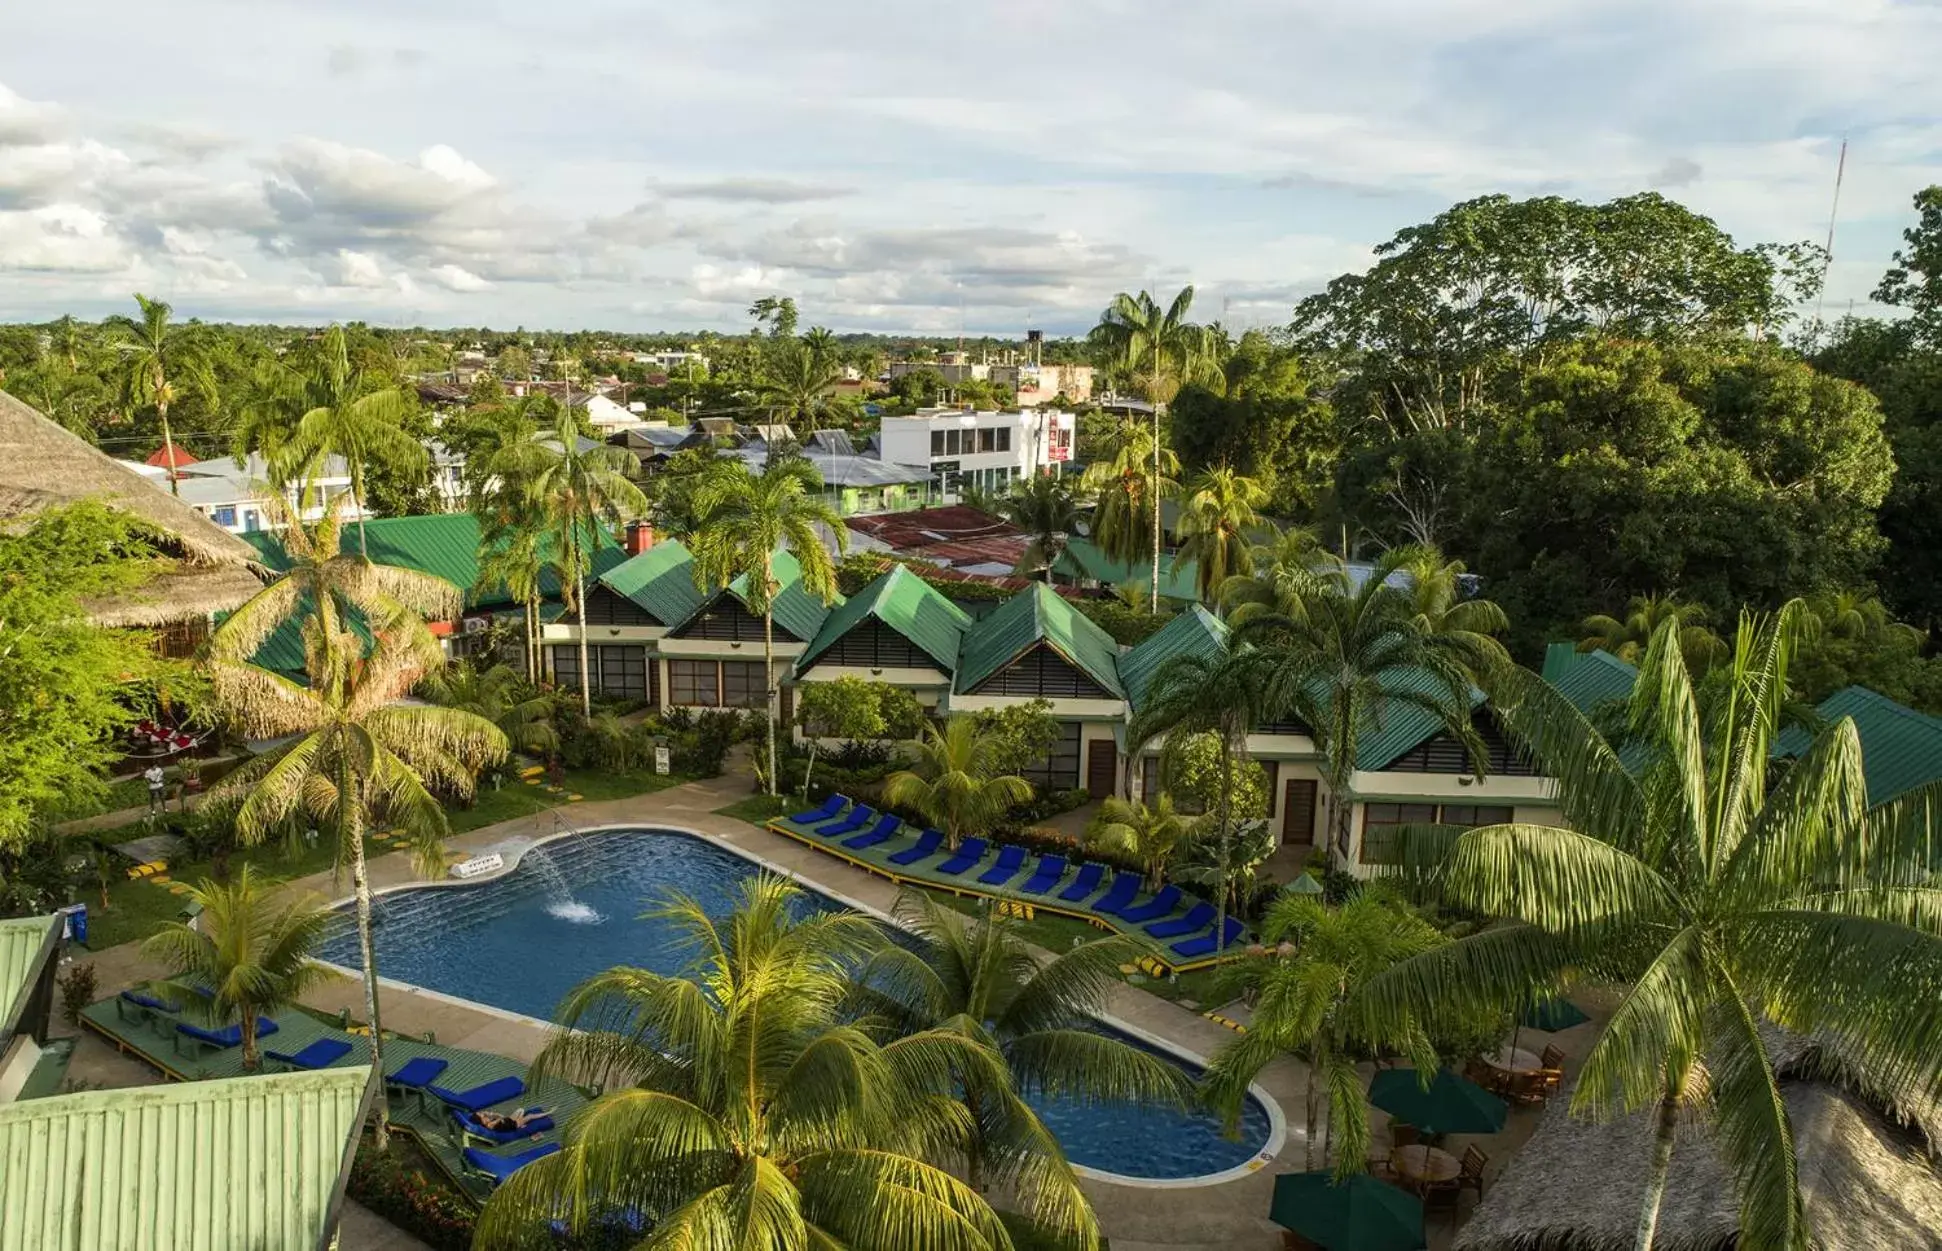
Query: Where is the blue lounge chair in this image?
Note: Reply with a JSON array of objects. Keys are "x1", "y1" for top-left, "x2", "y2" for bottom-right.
[
  {"x1": 175, "y1": 1017, "x2": 279, "y2": 1055},
  {"x1": 1144, "y1": 901, "x2": 1216, "y2": 940},
  {"x1": 1171, "y1": 917, "x2": 1246, "y2": 960},
  {"x1": 816, "y1": 805, "x2": 874, "y2": 838},
  {"x1": 463, "y1": 1141, "x2": 561, "y2": 1186},
  {"x1": 843, "y1": 813, "x2": 902, "y2": 850},
  {"x1": 1019, "y1": 855, "x2": 1067, "y2": 895},
  {"x1": 935, "y1": 837, "x2": 990, "y2": 876},
  {"x1": 1117, "y1": 883, "x2": 1184, "y2": 925},
  {"x1": 1090, "y1": 872, "x2": 1142, "y2": 917},
  {"x1": 428, "y1": 1075, "x2": 526, "y2": 1112},
  {"x1": 1057, "y1": 862, "x2": 1106, "y2": 902},
  {"x1": 978, "y1": 844, "x2": 1029, "y2": 886},
  {"x1": 386, "y1": 1056, "x2": 449, "y2": 1094},
  {"x1": 452, "y1": 1106, "x2": 555, "y2": 1145},
  {"x1": 265, "y1": 1037, "x2": 354, "y2": 1071},
  {"x1": 788, "y1": 793, "x2": 848, "y2": 824},
  {"x1": 115, "y1": 989, "x2": 178, "y2": 1023},
  {"x1": 887, "y1": 828, "x2": 945, "y2": 866}
]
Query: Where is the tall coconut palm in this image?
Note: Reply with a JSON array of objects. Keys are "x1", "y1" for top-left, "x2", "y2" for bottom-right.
[
  {"x1": 1176, "y1": 467, "x2": 1267, "y2": 604},
  {"x1": 1390, "y1": 543, "x2": 1510, "y2": 675},
  {"x1": 140, "y1": 866, "x2": 341, "y2": 1072},
  {"x1": 108, "y1": 293, "x2": 211, "y2": 496},
  {"x1": 1579, "y1": 593, "x2": 1726, "y2": 674},
  {"x1": 758, "y1": 339, "x2": 842, "y2": 443},
  {"x1": 496, "y1": 406, "x2": 647, "y2": 718},
  {"x1": 1079, "y1": 417, "x2": 1177, "y2": 598},
  {"x1": 1203, "y1": 891, "x2": 1442, "y2": 1175},
  {"x1": 861, "y1": 892, "x2": 1189, "y2": 1216},
  {"x1": 271, "y1": 326, "x2": 428, "y2": 553},
  {"x1": 883, "y1": 718, "x2": 1033, "y2": 850},
  {"x1": 1218, "y1": 523, "x2": 1342, "y2": 629},
  {"x1": 688, "y1": 457, "x2": 843, "y2": 794},
  {"x1": 476, "y1": 876, "x2": 1029, "y2": 1250},
  {"x1": 204, "y1": 569, "x2": 506, "y2": 1144},
  {"x1": 1086, "y1": 793, "x2": 1190, "y2": 890},
  {"x1": 1242, "y1": 548, "x2": 1485, "y2": 868},
  {"x1": 1091, "y1": 286, "x2": 1218, "y2": 610},
  {"x1": 999, "y1": 472, "x2": 1084, "y2": 580},
  {"x1": 474, "y1": 524, "x2": 548, "y2": 685},
  {"x1": 1365, "y1": 607, "x2": 1942, "y2": 1250}
]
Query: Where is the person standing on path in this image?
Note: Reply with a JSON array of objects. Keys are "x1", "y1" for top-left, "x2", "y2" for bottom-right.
[{"x1": 144, "y1": 764, "x2": 166, "y2": 812}]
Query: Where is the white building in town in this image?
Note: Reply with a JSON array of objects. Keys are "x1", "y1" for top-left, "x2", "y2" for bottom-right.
[
  {"x1": 121, "y1": 453, "x2": 365, "y2": 534},
  {"x1": 876, "y1": 407, "x2": 1076, "y2": 499}
]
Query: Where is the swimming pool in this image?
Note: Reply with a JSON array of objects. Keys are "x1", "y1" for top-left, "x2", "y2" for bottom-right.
[{"x1": 317, "y1": 828, "x2": 1277, "y2": 1183}]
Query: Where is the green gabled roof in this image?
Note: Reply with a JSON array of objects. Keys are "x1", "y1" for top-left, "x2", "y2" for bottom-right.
[
  {"x1": 956, "y1": 582, "x2": 1126, "y2": 698},
  {"x1": 0, "y1": 915, "x2": 57, "y2": 1039},
  {"x1": 0, "y1": 1065, "x2": 372, "y2": 1251},
  {"x1": 1053, "y1": 536, "x2": 1199, "y2": 602},
  {"x1": 1778, "y1": 685, "x2": 1942, "y2": 806},
  {"x1": 796, "y1": 565, "x2": 973, "y2": 676},
  {"x1": 598, "y1": 540, "x2": 704, "y2": 626},
  {"x1": 718, "y1": 549, "x2": 840, "y2": 643},
  {"x1": 1352, "y1": 669, "x2": 1488, "y2": 771},
  {"x1": 1541, "y1": 642, "x2": 1639, "y2": 713},
  {"x1": 1119, "y1": 605, "x2": 1228, "y2": 710}
]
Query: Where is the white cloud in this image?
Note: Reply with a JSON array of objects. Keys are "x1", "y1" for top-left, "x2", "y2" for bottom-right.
[
  {"x1": 428, "y1": 263, "x2": 489, "y2": 291},
  {"x1": 0, "y1": 205, "x2": 129, "y2": 273},
  {"x1": 332, "y1": 248, "x2": 387, "y2": 287}
]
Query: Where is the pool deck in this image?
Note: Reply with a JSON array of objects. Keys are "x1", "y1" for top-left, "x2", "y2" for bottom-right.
[{"x1": 64, "y1": 772, "x2": 1582, "y2": 1251}]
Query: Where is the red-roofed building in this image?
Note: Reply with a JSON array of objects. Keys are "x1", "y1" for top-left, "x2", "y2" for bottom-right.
[{"x1": 144, "y1": 443, "x2": 200, "y2": 473}]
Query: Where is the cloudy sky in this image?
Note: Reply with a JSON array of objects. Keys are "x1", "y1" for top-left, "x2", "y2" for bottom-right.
[{"x1": 2, "y1": 0, "x2": 1939, "y2": 334}]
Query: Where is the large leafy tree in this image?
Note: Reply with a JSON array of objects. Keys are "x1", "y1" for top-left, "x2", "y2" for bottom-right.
[
  {"x1": 1175, "y1": 467, "x2": 1267, "y2": 603},
  {"x1": 204, "y1": 510, "x2": 507, "y2": 1143},
  {"x1": 477, "y1": 877, "x2": 1030, "y2": 1250},
  {"x1": 108, "y1": 293, "x2": 212, "y2": 495},
  {"x1": 860, "y1": 893, "x2": 1188, "y2": 1223},
  {"x1": 1369, "y1": 609, "x2": 1942, "y2": 1250},
  {"x1": 688, "y1": 457, "x2": 843, "y2": 793},
  {"x1": 997, "y1": 472, "x2": 1083, "y2": 581},
  {"x1": 883, "y1": 718, "x2": 1033, "y2": 849},
  {"x1": 496, "y1": 405, "x2": 647, "y2": 718},
  {"x1": 140, "y1": 866, "x2": 340, "y2": 1072}
]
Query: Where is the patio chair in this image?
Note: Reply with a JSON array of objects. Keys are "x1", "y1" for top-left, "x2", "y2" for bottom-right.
[
  {"x1": 842, "y1": 813, "x2": 902, "y2": 850},
  {"x1": 427, "y1": 1074, "x2": 526, "y2": 1112},
  {"x1": 115, "y1": 989, "x2": 178, "y2": 1025},
  {"x1": 174, "y1": 1017, "x2": 279, "y2": 1058},
  {"x1": 1144, "y1": 901, "x2": 1215, "y2": 940},
  {"x1": 1056, "y1": 862, "x2": 1106, "y2": 902},
  {"x1": 1018, "y1": 855, "x2": 1067, "y2": 895},
  {"x1": 934, "y1": 838, "x2": 990, "y2": 876},
  {"x1": 451, "y1": 1106, "x2": 555, "y2": 1146},
  {"x1": 264, "y1": 1037, "x2": 354, "y2": 1071},
  {"x1": 976, "y1": 844, "x2": 1029, "y2": 886},
  {"x1": 1508, "y1": 1070, "x2": 1551, "y2": 1107},
  {"x1": 1171, "y1": 916, "x2": 1245, "y2": 958},
  {"x1": 1389, "y1": 1123, "x2": 1421, "y2": 1150},
  {"x1": 1089, "y1": 872, "x2": 1142, "y2": 918},
  {"x1": 815, "y1": 805, "x2": 875, "y2": 838},
  {"x1": 386, "y1": 1055, "x2": 450, "y2": 1107},
  {"x1": 1458, "y1": 1145, "x2": 1489, "y2": 1199},
  {"x1": 462, "y1": 1140, "x2": 561, "y2": 1186},
  {"x1": 1116, "y1": 883, "x2": 1183, "y2": 925},
  {"x1": 788, "y1": 794, "x2": 848, "y2": 824},
  {"x1": 1540, "y1": 1044, "x2": 1566, "y2": 1071},
  {"x1": 886, "y1": 828, "x2": 944, "y2": 866}
]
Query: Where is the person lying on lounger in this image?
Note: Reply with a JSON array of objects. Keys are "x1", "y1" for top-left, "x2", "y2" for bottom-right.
[{"x1": 474, "y1": 1107, "x2": 546, "y2": 1132}]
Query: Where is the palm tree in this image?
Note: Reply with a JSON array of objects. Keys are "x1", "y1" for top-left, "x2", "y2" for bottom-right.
[
  {"x1": 475, "y1": 524, "x2": 547, "y2": 685},
  {"x1": 1390, "y1": 543, "x2": 1510, "y2": 675},
  {"x1": 419, "y1": 661, "x2": 558, "y2": 761},
  {"x1": 139, "y1": 865, "x2": 340, "y2": 1072},
  {"x1": 204, "y1": 558, "x2": 506, "y2": 1143},
  {"x1": 861, "y1": 892, "x2": 1189, "y2": 1214},
  {"x1": 1091, "y1": 287, "x2": 1218, "y2": 610},
  {"x1": 998, "y1": 473, "x2": 1083, "y2": 580},
  {"x1": 496, "y1": 405, "x2": 647, "y2": 718},
  {"x1": 108, "y1": 293, "x2": 210, "y2": 496},
  {"x1": 882, "y1": 718, "x2": 1033, "y2": 850},
  {"x1": 1172, "y1": 813, "x2": 1278, "y2": 919},
  {"x1": 1579, "y1": 593, "x2": 1726, "y2": 673},
  {"x1": 1803, "y1": 589, "x2": 1923, "y2": 646},
  {"x1": 1176, "y1": 467, "x2": 1267, "y2": 604},
  {"x1": 460, "y1": 393, "x2": 550, "y2": 509},
  {"x1": 272, "y1": 326, "x2": 428, "y2": 553},
  {"x1": 1365, "y1": 608, "x2": 1942, "y2": 1249},
  {"x1": 476, "y1": 877, "x2": 1028, "y2": 1249},
  {"x1": 1079, "y1": 417, "x2": 1177, "y2": 602},
  {"x1": 688, "y1": 457, "x2": 843, "y2": 794},
  {"x1": 1202, "y1": 891, "x2": 1442, "y2": 1175},
  {"x1": 1242, "y1": 548, "x2": 1485, "y2": 868},
  {"x1": 1218, "y1": 523, "x2": 1342, "y2": 629},
  {"x1": 1085, "y1": 793, "x2": 1190, "y2": 890},
  {"x1": 759, "y1": 339, "x2": 842, "y2": 440}
]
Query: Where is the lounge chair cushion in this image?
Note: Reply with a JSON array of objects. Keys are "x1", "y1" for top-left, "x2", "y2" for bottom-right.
[
  {"x1": 1089, "y1": 873, "x2": 1142, "y2": 917},
  {"x1": 1019, "y1": 855, "x2": 1067, "y2": 895},
  {"x1": 977, "y1": 845, "x2": 1028, "y2": 885},
  {"x1": 935, "y1": 838, "x2": 990, "y2": 876},
  {"x1": 843, "y1": 814, "x2": 902, "y2": 849},
  {"x1": 1057, "y1": 863, "x2": 1106, "y2": 902},
  {"x1": 887, "y1": 829, "x2": 944, "y2": 866},
  {"x1": 1117, "y1": 883, "x2": 1184, "y2": 925},
  {"x1": 177, "y1": 1018, "x2": 280, "y2": 1048},
  {"x1": 120, "y1": 990, "x2": 178, "y2": 1014},
  {"x1": 429, "y1": 1075, "x2": 526, "y2": 1112},
  {"x1": 453, "y1": 1106, "x2": 555, "y2": 1144},
  {"x1": 464, "y1": 1141, "x2": 561, "y2": 1184},
  {"x1": 815, "y1": 806, "x2": 874, "y2": 837},
  {"x1": 1145, "y1": 901, "x2": 1216, "y2": 940},
  {"x1": 265, "y1": 1037, "x2": 354, "y2": 1070},
  {"x1": 386, "y1": 1056, "x2": 450, "y2": 1089},
  {"x1": 788, "y1": 794, "x2": 848, "y2": 823}
]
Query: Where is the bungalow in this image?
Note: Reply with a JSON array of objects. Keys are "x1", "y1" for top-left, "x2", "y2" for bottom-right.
[
  {"x1": 793, "y1": 565, "x2": 970, "y2": 712},
  {"x1": 0, "y1": 914, "x2": 61, "y2": 1105}
]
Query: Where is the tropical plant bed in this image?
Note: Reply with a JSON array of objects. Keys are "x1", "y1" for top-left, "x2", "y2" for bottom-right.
[{"x1": 346, "y1": 1131, "x2": 478, "y2": 1250}]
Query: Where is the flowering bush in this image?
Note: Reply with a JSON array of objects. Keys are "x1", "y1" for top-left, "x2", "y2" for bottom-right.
[{"x1": 345, "y1": 1136, "x2": 476, "y2": 1251}]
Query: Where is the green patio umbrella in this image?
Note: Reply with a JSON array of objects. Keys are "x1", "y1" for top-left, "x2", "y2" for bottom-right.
[
  {"x1": 1368, "y1": 1067, "x2": 1508, "y2": 1136},
  {"x1": 1520, "y1": 994, "x2": 1590, "y2": 1032},
  {"x1": 1288, "y1": 871, "x2": 1326, "y2": 897},
  {"x1": 1269, "y1": 1171, "x2": 1425, "y2": 1251}
]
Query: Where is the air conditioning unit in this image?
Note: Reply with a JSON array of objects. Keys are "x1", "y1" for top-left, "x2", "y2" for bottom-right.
[{"x1": 462, "y1": 616, "x2": 491, "y2": 635}]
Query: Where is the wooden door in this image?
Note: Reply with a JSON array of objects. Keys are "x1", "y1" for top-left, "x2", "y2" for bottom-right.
[
  {"x1": 1086, "y1": 738, "x2": 1118, "y2": 798},
  {"x1": 1282, "y1": 778, "x2": 1318, "y2": 847}
]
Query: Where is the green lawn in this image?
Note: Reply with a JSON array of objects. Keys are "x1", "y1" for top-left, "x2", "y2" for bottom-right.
[
  {"x1": 447, "y1": 766, "x2": 686, "y2": 833},
  {"x1": 712, "y1": 794, "x2": 796, "y2": 826}
]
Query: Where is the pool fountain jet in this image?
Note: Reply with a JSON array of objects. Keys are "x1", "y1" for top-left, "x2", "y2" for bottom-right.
[{"x1": 525, "y1": 845, "x2": 604, "y2": 924}]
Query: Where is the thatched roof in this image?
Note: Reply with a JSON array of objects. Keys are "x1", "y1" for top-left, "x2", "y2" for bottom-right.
[
  {"x1": 0, "y1": 390, "x2": 267, "y2": 624},
  {"x1": 1454, "y1": 1071, "x2": 1942, "y2": 1251}
]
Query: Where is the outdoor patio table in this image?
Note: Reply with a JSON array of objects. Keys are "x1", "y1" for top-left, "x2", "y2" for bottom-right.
[
  {"x1": 1390, "y1": 1144, "x2": 1460, "y2": 1192},
  {"x1": 1484, "y1": 1045, "x2": 1541, "y2": 1075}
]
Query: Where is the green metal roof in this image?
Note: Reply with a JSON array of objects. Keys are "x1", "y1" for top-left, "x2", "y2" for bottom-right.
[
  {"x1": 1053, "y1": 537, "x2": 1199, "y2": 602},
  {"x1": 795, "y1": 565, "x2": 973, "y2": 676},
  {"x1": 955, "y1": 582, "x2": 1126, "y2": 698},
  {"x1": 598, "y1": 540, "x2": 706, "y2": 626},
  {"x1": 1541, "y1": 642, "x2": 1639, "y2": 713},
  {"x1": 0, "y1": 1065, "x2": 372, "y2": 1251},
  {"x1": 1778, "y1": 685, "x2": 1942, "y2": 806},
  {"x1": 1351, "y1": 668, "x2": 1488, "y2": 771},
  {"x1": 0, "y1": 915, "x2": 57, "y2": 1040},
  {"x1": 717, "y1": 549, "x2": 840, "y2": 643},
  {"x1": 1119, "y1": 605, "x2": 1228, "y2": 710}
]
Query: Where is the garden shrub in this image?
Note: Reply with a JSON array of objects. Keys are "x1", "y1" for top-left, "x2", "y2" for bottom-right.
[
  {"x1": 344, "y1": 1136, "x2": 476, "y2": 1251},
  {"x1": 57, "y1": 961, "x2": 96, "y2": 1026}
]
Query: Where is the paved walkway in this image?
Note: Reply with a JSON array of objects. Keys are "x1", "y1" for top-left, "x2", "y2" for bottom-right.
[{"x1": 65, "y1": 774, "x2": 1602, "y2": 1250}]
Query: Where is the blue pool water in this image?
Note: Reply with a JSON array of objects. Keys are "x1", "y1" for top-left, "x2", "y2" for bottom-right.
[{"x1": 318, "y1": 829, "x2": 1273, "y2": 1180}]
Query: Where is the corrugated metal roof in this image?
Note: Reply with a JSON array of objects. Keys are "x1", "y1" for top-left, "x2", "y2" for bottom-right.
[
  {"x1": 956, "y1": 582, "x2": 1125, "y2": 698},
  {"x1": 0, "y1": 915, "x2": 56, "y2": 1040},
  {"x1": 598, "y1": 540, "x2": 706, "y2": 626},
  {"x1": 1351, "y1": 668, "x2": 1487, "y2": 771},
  {"x1": 717, "y1": 548, "x2": 841, "y2": 642},
  {"x1": 1541, "y1": 642, "x2": 1641, "y2": 713},
  {"x1": 1120, "y1": 606, "x2": 1228, "y2": 710},
  {"x1": 847, "y1": 506, "x2": 1023, "y2": 553},
  {"x1": 796, "y1": 565, "x2": 973, "y2": 676},
  {"x1": 1052, "y1": 537, "x2": 1199, "y2": 602},
  {"x1": 1779, "y1": 685, "x2": 1942, "y2": 805},
  {"x1": 0, "y1": 1065, "x2": 372, "y2": 1251}
]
